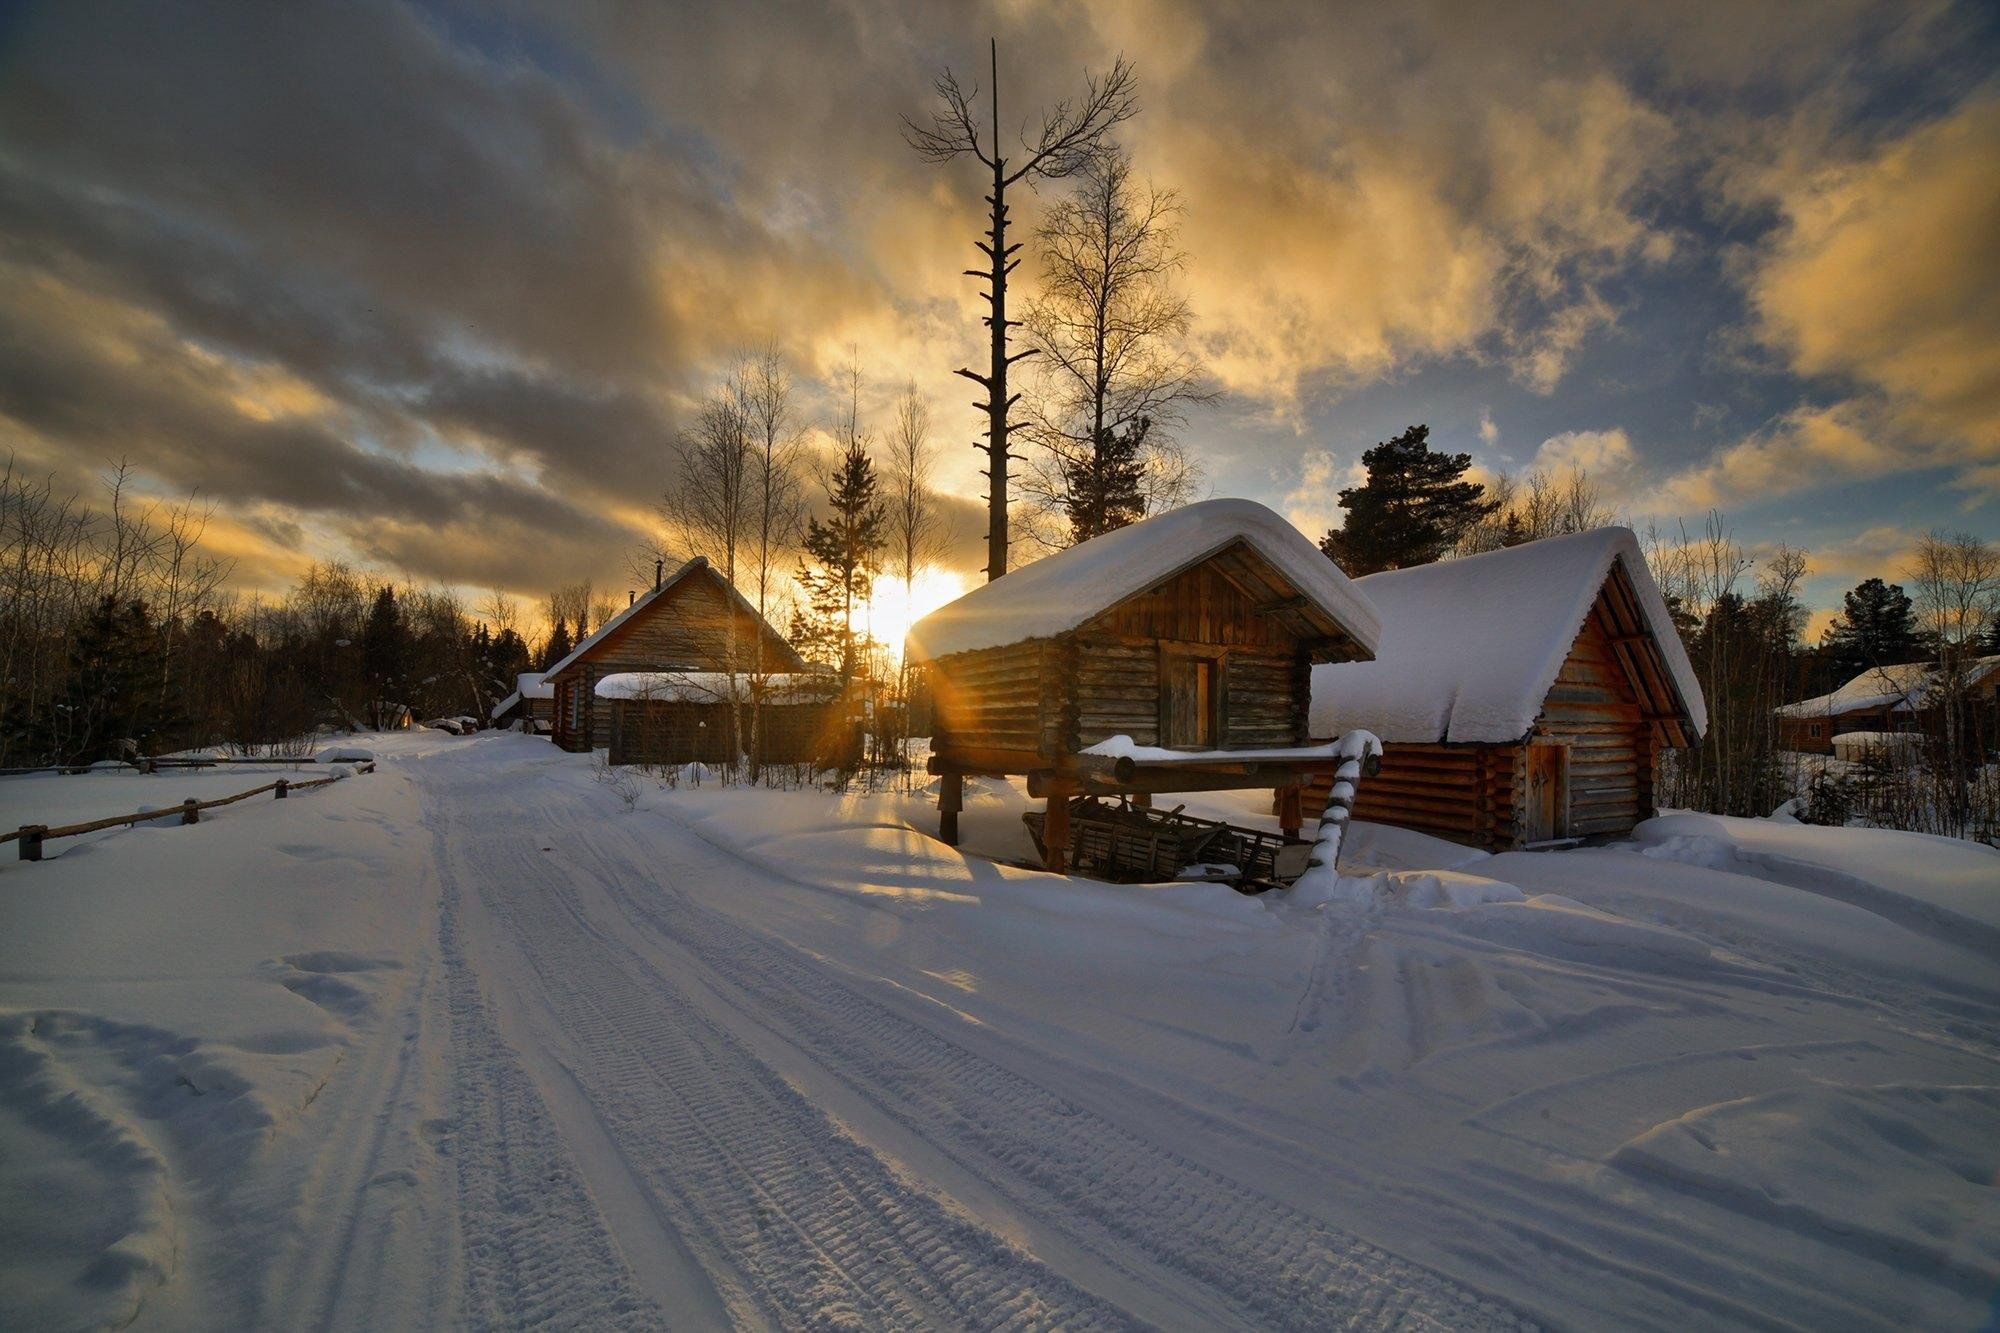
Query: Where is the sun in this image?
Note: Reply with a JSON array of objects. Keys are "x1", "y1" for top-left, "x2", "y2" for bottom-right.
[{"x1": 859, "y1": 566, "x2": 967, "y2": 659}]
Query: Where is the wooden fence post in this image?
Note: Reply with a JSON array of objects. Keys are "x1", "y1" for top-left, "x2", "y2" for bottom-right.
[
  {"x1": 937, "y1": 768, "x2": 963, "y2": 846},
  {"x1": 181, "y1": 798, "x2": 199, "y2": 825},
  {"x1": 275, "y1": 778, "x2": 288, "y2": 799},
  {"x1": 1043, "y1": 786, "x2": 1072, "y2": 874},
  {"x1": 19, "y1": 825, "x2": 45, "y2": 861}
]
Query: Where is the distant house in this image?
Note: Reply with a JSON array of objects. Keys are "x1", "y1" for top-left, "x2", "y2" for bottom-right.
[
  {"x1": 906, "y1": 499, "x2": 1381, "y2": 868},
  {"x1": 490, "y1": 671, "x2": 554, "y2": 732},
  {"x1": 593, "y1": 670, "x2": 842, "y2": 767},
  {"x1": 1306, "y1": 527, "x2": 1705, "y2": 850},
  {"x1": 1776, "y1": 656, "x2": 2000, "y2": 754},
  {"x1": 544, "y1": 557, "x2": 806, "y2": 753}
]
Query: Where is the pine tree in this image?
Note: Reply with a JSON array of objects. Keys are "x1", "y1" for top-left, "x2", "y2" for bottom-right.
[
  {"x1": 540, "y1": 618, "x2": 572, "y2": 671},
  {"x1": 1065, "y1": 417, "x2": 1151, "y2": 542},
  {"x1": 1318, "y1": 425, "x2": 1499, "y2": 575},
  {"x1": 797, "y1": 437, "x2": 887, "y2": 682},
  {"x1": 1819, "y1": 578, "x2": 1921, "y2": 679},
  {"x1": 1498, "y1": 510, "x2": 1530, "y2": 548}
]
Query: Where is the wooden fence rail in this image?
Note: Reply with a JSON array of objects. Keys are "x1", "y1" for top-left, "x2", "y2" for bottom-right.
[{"x1": 7, "y1": 760, "x2": 376, "y2": 862}]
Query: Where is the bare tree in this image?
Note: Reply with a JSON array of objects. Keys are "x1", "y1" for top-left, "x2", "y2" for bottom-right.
[
  {"x1": 884, "y1": 384, "x2": 949, "y2": 603},
  {"x1": 660, "y1": 388, "x2": 753, "y2": 586},
  {"x1": 1019, "y1": 149, "x2": 1211, "y2": 547},
  {"x1": 905, "y1": 40, "x2": 1137, "y2": 579},
  {"x1": 1906, "y1": 530, "x2": 2000, "y2": 832}
]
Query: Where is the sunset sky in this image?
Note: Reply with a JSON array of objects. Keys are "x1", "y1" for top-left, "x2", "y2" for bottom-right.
[{"x1": 1, "y1": 0, "x2": 1995, "y2": 636}]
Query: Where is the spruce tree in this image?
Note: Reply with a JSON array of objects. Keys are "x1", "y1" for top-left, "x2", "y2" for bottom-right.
[
  {"x1": 1318, "y1": 425, "x2": 1499, "y2": 575},
  {"x1": 1819, "y1": 578, "x2": 1921, "y2": 679},
  {"x1": 1065, "y1": 417, "x2": 1150, "y2": 542},
  {"x1": 360, "y1": 585, "x2": 409, "y2": 727},
  {"x1": 540, "y1": 618, "x2": 572, "y2": 671},
  {"x1": 44, "y1": 596, "x2": 168, "y2": 763},
  {"x1": 798, "y1": 438, "x2": 887, "y2": 682}
]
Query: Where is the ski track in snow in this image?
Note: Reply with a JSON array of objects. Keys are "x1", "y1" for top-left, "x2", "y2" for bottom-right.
[{"x1": 426, "y1": 757, "x2": 1529, "y2": 1331}]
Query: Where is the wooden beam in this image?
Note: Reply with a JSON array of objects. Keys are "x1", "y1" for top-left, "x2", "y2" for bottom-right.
[
  {"x1": 1043, "y1": 786, "x2": 1072, "y2": 873},
  {"x1": 937, "y1": 768, "x2": 963, "y2": 847}
]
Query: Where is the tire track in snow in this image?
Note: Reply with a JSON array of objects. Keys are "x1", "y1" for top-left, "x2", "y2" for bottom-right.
[
  {"x1": 433, "y1": 858, "x2": 668, "y2": 1329},
  {"x1": 501, "y1": 784, "x2": 1529, "y2": 1331},
  {"x1": 434, "y1": 778, "x2": 1128, "y2": 1330}
]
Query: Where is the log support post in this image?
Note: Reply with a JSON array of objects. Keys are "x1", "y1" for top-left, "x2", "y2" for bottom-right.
[
  {"x1": 1277, "y1": 784, "x2": 1303, "y2": 840},
  {"x1": 19, "y1": 825, "x2": 45, "y2": 862},
  {"x1": 181, "y1": 798, "x2": 200, "y2": 825},
  {"x1": 275, "y1": 778, "x2": 289, "y2": 800},
  {"x1": 937, "y1": 768, "x2": 963, "y2": 847},
  {"x1": 1130, "y1": 791, "x2": 1151, "y2": 809},
  {"x1": 1043, "y1": 784, "x2": 1073, "y2": 874}
]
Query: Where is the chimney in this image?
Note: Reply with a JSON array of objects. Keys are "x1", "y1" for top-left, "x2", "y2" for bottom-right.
[
  {"x1": 654, "y1": 558, "x2": 663, "y2": 589},
  {"x1": 628, "y1": 590, "x2": 636, "y2": 606}
]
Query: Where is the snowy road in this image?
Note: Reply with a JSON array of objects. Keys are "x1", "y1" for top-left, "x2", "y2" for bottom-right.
[
  {"x1": 4, "y1": 732, "x2": 1997, "y2": 1329},
  {"x1": 421, "y1": 752, "x2": 1516, "y2": 1329}
]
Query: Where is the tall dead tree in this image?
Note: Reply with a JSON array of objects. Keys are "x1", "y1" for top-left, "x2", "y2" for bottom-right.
[{"x1": 905, "y1": 41, "x2": 1136, "y2": 579}]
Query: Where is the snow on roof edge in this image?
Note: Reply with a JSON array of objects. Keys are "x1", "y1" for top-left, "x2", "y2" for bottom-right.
[
  {"x1": 906, "y1": 499, "x2": 1380, "y2": 661},
  {"x1": 1309, "y1": 527, "x2": 1706, "y2": 744},
  {"x1": 542, "y1": 558, "x2": 806, "y2": 681}
]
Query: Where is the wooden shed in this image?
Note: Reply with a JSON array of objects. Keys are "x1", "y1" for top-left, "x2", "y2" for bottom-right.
[
  {"x1": 1304, "y1": 527, "x2": 1705, "y2": 850},
  {"x1": 489, "y1": 671, "x2": 554, "y2": 733},
  {"x1": 905, "y1": 499, "x2": 1382, "y2": 870},
  {"x1": 594, "y1": 671, "x2": 843, "y2": 767},
  {"x1": 545, "y1": 557, "x2": 806, "y2": 753}
]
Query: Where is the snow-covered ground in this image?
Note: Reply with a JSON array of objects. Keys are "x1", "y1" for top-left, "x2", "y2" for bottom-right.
[{"x1": 3, "y1": 731, "x2": 1996, "y2": 1329}]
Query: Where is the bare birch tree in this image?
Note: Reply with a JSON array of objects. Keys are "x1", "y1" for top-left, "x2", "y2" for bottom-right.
[
  {"x1": 1020, "y1": 149, "x2": 1211, "y2": 547},
  {"x1": 905, "y1": 41, "x2": 1137, "y2": 579}
]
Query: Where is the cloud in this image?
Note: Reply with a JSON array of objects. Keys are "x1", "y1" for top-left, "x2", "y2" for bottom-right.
[
  {"x1": 1737, "y1": 94, "x2": 2000, "y2": 487},
  {"x1": 1656, "y1": 401, "x2": 1906, "y2": 511},
  {"x1": 1282, "y1": 449, "x2": 1365, "y2": 540}
]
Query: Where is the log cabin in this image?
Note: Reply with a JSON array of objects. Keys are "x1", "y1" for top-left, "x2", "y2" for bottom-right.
[
  {"x1": 544, "y1": 557, "x2": 806, "y2": 753},
  {"x1": 1304, "y1": 527, "x2": 1705, "y2": 850},
  {"x1": 1775, "y1": 656, "x2": 2000, "y2": 754},
  {"x1": 593, "y1": 670, "x2": 842, "y2": 767},
  {"x1": 906, "y1": 499, "x2": 1382, "y2": 870}
]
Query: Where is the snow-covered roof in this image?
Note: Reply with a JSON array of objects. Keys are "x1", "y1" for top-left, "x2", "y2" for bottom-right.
[
  {"x1": 595, "y1": 671, "x2": 840, "y2": 704},
  {"x1": 1309, "y1": 527, "x2": 1706, "y2": 744},
  {"x1": 542, "y1": 557, "x2": 805, "y2": 681},
  {"x1": 1775, "y1": 657, "x2": 2000, "y2": 718},
  {"x1": 906, "y1": 499, "x2": 1380, "y2": 661},
  {"x1": 489, "y1": 672, "x2": 553, "y2": 721}
]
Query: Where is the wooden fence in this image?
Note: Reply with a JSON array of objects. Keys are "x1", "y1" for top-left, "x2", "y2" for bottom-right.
[{"x1": 5, "y1": 760, "x2": 376, "y2": 862}]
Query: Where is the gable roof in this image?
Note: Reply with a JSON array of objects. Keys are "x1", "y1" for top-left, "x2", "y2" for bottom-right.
[
  {"x1": 542, "y1": 556, "x2": 806, "y2": 681},
  {"x1": 1309, "y1": 527, "x2": 1706, "y2": 744},
  {"x1": 906, "y1": 498, "x2": 1381, "y2": 662},
  {"x1": 1776, "y1": 655, "x2": 2000, "y2": 718}
]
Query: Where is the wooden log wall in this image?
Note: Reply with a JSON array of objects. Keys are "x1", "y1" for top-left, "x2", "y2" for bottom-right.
[
  {"x1": 929, "y1": 639, "x2": 1055, "y2": 762},
  {"x1": 1533, "y1": 601, "x2": 1646, "y2": 837},
  {"x1": 1303, "y1": 743, "x2": 1520, "y2": 850}
]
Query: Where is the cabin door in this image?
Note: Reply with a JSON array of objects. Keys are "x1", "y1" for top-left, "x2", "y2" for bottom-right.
[
  {"x1": 1525, "y1": 741, "x2": 1568, "y2": 842},
  {"x1": 1161, "y1": 651, "x2": 1218, "y2": 749}
]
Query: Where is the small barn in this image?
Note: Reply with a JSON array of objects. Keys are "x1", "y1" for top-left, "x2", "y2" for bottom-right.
[
  {"x1": 1776, "y1": 656, "x2": 2000, "y2": 754},
  {"x1": 594, "y1": 670, "x2": 843, "y2": 767},
  {"x1": 1306, "y1": 527, "x2": 1704, "y2": 850},
  {"x1": 545, "y1": 557, "x2": 806, "y2": 753},
  {"x1": 906, "y1": 499, "x2": 1382, "y2": 869},
  {"x1": 490, "y1": 671, "x2": 554, "y2": 732}
]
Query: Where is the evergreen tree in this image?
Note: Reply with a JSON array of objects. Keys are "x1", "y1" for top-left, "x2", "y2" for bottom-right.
[
  {"x1": 797, "y1": 437, "x2": 887, "y2": 682},
  {"x1": 1498, "y1": 509, "x2": 1530, "y2": 548},
  {"x1": 1819, "y1": 577, "x2": 1921, "y2": 679},
  {"x1": 539, "y1": 618, "x2": 572, "y2": 672},
  {"x1": 360, "y1": 585, "x2": 409, "y2": 726},
  {"x1": 44, "y1": 596, "x2": 170, "y2": 763},
  {"x1": 1065, "y1": 417, "x2": 1151, "y2": 542},
  {"x1": 1318, "y1": 425, "x2": 1498, "y2": 575}
]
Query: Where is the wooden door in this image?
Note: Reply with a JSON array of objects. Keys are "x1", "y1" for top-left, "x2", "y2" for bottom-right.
[
  {"x1": 1161, "y1": 653, "x2": 1217, "y2": 749},
  {"x1": 1525, "y1": 742, "x2": 1567, "y2": 842}
]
